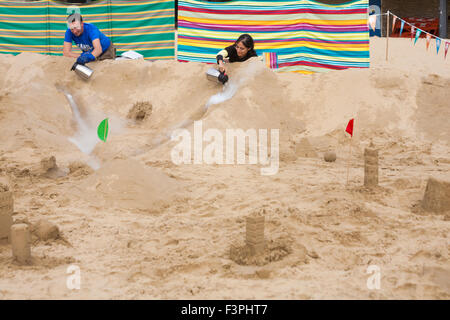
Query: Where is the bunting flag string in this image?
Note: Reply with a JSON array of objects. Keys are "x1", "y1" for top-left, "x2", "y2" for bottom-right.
[
  {"x1": 367, "y1": 12, "x2": 388, "y2": 32},
  {"x1": 369, "y1": 13, "x2": 389, "y2": 17},
  {"x1": 388, "y1": 11, "x2": 449, "y2": 60}
]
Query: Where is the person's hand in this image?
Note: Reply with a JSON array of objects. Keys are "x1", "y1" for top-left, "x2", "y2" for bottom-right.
[
  {"x1": 76, "y1": 52, "x2": 96, "y2": 65},
  {"x1": 218, "y1": 61, "x2": 225, "y2": 73}
]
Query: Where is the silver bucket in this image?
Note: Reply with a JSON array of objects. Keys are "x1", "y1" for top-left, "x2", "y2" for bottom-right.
[
  {"x1": 206, "y1": 67, "x2": 228, "y2": 84},
  {"x1": 71, "y1": 63, "x2": 94, "y2": 80}
]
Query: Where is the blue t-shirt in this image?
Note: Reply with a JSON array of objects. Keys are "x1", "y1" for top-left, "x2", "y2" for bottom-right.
[{"x1": 64, "y1": 23, "x2": 111, "y2": 53}]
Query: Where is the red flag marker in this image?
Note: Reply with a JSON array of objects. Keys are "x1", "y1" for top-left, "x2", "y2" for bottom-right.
[
  {"x1": 345, "y1": 118, "x2": 354, "y2": 137},
  {"x1": 345, "y1": 118, "x2": 354, "y2": 186}
]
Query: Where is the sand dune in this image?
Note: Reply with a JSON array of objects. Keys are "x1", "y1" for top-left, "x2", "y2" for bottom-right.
[{"x1": 0, "y1": 38, "x2": 449, "y2": 299}]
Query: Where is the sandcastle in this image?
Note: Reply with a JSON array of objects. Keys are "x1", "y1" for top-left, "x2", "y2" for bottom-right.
[
  {"x1": 229, "y1": 208, "x2": 292, "y2": 266},
  {"x1": 41, "y1": 156, "x2": 57, "y2": 172},
  {"x1": 11, "y1": 224, "x2": 31, "y2": 265},
  {"x1": 324, "y1": 151, "x2": 337, "y2": 162},
  {"x1": 245, "y1": 211, "x2": 266, "y2": 255},
  {"x1": 364, "y1": 147, "x2": 379, "y2": 188},
  {"x1": 0, "y1": 184, "x2": 13, "y2": 242},
  {"x1": 422, "y1": 177, "x2": 450, "y2": 213},
  {"x1": 34, "y1": 219, "x2": 60, "y2": 241}
]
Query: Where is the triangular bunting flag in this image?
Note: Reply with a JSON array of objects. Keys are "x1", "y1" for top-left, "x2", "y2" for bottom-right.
[
  {"x1": 414, "y1": 29, "x2": 422, "y2": 45},
  {"x1": 392, "y1": 16, "x2": 397, "y2": 33},
  {"x1": 426, "y1": 34, "x2": 432, "y2": 50},
  {"x1": 400, "y1": 20, "x2": 405, "y2": 36},
  {"x1": 368, "y1": 15, "x2": 377, "y2": 32},
  {"x1": 445, "y1": 42, "x2": 450, "y2": 59},
  {"x1": 411, "y1": 26, "x2": 415, "y2": 41},
  {"x1": 436, "y1": 38, "x2": 441, "y2": 55}
]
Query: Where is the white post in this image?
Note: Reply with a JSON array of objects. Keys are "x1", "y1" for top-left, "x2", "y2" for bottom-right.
[{"x1": 386, "y1": 11, "x2": 390, "y2": 61}]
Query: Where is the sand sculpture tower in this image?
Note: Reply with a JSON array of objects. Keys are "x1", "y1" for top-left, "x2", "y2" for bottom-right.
[
  {"x1": 11, "y1": 224, "x2": 31, "y2": 265},
  {"x1": 0, "y1": 186, "x2": 13, "y2": 242},
  {"x1": 364, "y1": 147, "x2": 379, "y2": 188},
  {"x1": 422, "y1": 177, "x2": 450, "y2": 213},
  {"x1": 246, "y1": 210, "x2": 266, "y2": 255}
]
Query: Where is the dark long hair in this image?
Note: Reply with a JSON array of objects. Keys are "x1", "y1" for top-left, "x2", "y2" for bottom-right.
[{"x1": 234, "y1": 34, "x2": 257, "y2": 56}]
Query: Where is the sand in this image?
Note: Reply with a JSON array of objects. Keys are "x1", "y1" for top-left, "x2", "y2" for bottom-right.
[{"x1": 0, "y1": 37, "x2": 449, "y2": 299}]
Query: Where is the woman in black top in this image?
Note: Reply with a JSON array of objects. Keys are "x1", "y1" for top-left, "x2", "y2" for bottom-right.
[{"x1": 216, "y1": 34, "x2": 257, "y2": 73}]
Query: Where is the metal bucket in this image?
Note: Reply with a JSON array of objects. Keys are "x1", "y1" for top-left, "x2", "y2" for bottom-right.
[
  {"x1": 71, "y1": 63, "x2": 93, "y2": 80},
  {"x1": 206, "y1": 67, "x2": 228, "y2": 84}
]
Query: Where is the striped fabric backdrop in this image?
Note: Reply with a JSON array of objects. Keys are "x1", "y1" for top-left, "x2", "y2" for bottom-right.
[
  {"x1": 0, "y1": 0, "x2": 175, "y2": 60},
  {"x1": 263, "y1": 52, "x2": 278, "y2": 69},
  {"x1": 178, "y1": 0, "x2": 370, "y2": 73}
]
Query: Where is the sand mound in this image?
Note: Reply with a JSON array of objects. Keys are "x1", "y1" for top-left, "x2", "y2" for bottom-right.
[
  {"x1": 1, "y1": 39, "x2": 448, "y2": 166},
  {"x1": 71, "y1": 159, "x2": 182, "y2": 212},
  {"x1": 230, "y1": 236, "x2": 293, "y2": 266}
]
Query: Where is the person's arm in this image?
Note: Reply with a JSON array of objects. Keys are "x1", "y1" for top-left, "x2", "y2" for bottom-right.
[
  {"x1": 74, "y1": 30, "x2": 101, "y2": 65},
  {"x1": 216, "y1": 48, "x2": 229, "y2": 73},
  {"x1": 88, "y1": 26, "x2": 103, "y2": 58},
  {"x1": 63, "y1": 30, "x2": 81, "y2": 58},
  {"x1": 91, "y1": 38, "x2": 103, "y2": 58}
]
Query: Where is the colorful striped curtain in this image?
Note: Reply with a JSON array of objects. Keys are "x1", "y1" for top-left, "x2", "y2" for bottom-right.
[
  {"x1": 178, "y1": 0, "x2": 370, "y2": 73},
  {"x1": 0, "y1": 0, "x2": 175, "y2": 60}
]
